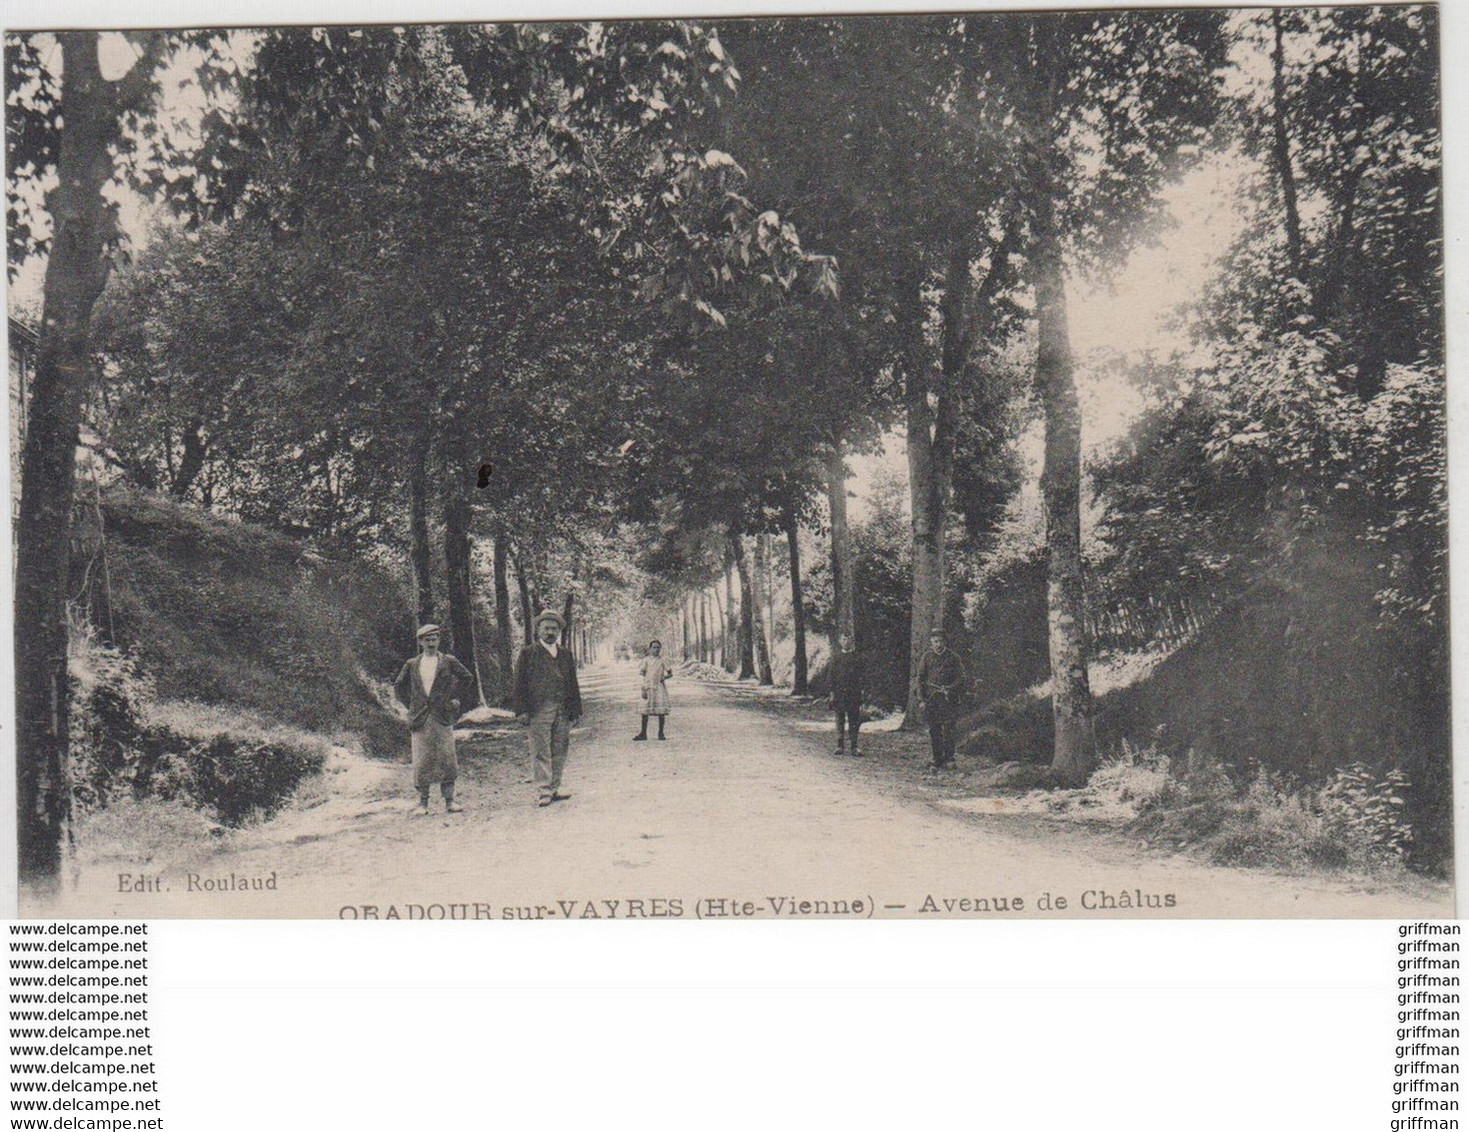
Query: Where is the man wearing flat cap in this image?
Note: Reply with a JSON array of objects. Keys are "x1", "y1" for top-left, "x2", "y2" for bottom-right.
[
  {"x1": 394, "y1": 624, "x2": 476, "y2": 814},
  {"x1": 514, "y1": 609, "x2": 582, "y2": 807}
]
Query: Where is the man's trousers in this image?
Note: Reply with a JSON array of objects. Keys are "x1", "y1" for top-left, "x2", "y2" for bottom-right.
[
  {"x1": 835, "y1": 702, "x2": 862, "y2": 750},
  {"x1": 927, "y1": 706, "x2": 957, "y2": 767},
  {"x1": 528, "y1": 702, "x2": 571, "y2": 802}
]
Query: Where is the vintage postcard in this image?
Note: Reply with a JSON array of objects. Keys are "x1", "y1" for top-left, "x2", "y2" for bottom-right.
[{"x1": 6, "y1": 5, "x2": 1453, "y2": 919}]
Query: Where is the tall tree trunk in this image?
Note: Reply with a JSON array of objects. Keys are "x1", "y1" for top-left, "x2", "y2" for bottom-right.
[
  {"x1": 763, "y1": 533, "x2": 776, "y2": 665},
  {"x1": 711, "y1": 585, "x2": 725, "y2": 670},
  {"x1": 753, "y1": 534, "x2": 774, "y2": 684},
  {"x1": 513, "y1": 550, "x2": 534, "y2": 646},
  {"x1": 700, "y1": 591, "x2": 712, "y2": 664},
  {"x1": 442, "y1": 491, "x2": 485, "y2": 707},
  {"x1": 732, "y1": 533, "x2": 756, "y2": 679},
  {"x1": 1034, "y1": 199, "x2": 1096, "y2": 784},
  {"x1": 904, "y1": 247, "x2": 962, "y2": 728},
  {"x1": 784, "y1": 504, "x2": 809, "y2": 696},
  {"x1": 560, "y1": 590, "x2": 575, "y2": 648},
  {"x1": 16, "y1": 33, "x2": 161, "y2": 886},
  {"x1": 168, "y1": 418, "x2": 208, "y2": 501},
  {"x1": 410, "y1": 451, "x2": 435, "y2": 625},
  {"x1": 707, "y1": 590, "x2": 717, "y2": 664},
  {"x1": 1270, "y1": 8, "x2": 1304, "y2": 283},
  {"x1": 1311, "y1": 42, "x2": 1369, "y2": 333},
  {"x1": 826, "y1": 441, "x2": 855, "y2": 648},
  {"x1": 492, "y1": 532, "x2": 513, "y2": 704},
  {"x1": 73, "y1": 470, "x2": 114, "y2": 646},
  {"x1": 724, "y1": 563, "x2": 738, "y2": 672}
]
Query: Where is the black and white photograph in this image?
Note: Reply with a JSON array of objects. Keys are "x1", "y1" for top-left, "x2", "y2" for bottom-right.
[{"x1": 6, "y1": 5, "x2": 1453, "y2": 920}]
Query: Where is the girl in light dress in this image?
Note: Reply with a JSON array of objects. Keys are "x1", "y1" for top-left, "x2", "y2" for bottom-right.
[{"x1": 634, "y1": 639, "x2": 673, "y2": 741}]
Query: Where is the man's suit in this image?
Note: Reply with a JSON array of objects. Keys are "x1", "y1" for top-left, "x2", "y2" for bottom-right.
[
  {"x1": 831, "y1": 647, "x2": 864, "y2": 752},
  {"x1": 514, "y1": 642, "x2": 582, "y2": 804}
]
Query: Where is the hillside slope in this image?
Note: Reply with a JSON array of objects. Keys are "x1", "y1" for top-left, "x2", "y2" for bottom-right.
[
  {"x1": 93, "y1": 487, "x2": 411, "y2": 756},
  {"x1": 962, "y1": 535, "x2": 1450, "y2": 870}
]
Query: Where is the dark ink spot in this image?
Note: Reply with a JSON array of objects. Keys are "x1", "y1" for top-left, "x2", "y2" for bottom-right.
[{"x1": 477, "y1": 462, "x2": 494, "y2": 489}]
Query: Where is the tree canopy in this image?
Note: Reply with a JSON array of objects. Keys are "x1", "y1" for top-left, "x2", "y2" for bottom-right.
[{"x1": 8, "y1": 9, "x2": 1449, "y2": 879}]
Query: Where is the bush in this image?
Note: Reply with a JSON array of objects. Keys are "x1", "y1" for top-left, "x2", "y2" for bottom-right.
[
  {"x1": 1206, "y1": 770, "x2": 1334, "y2": 870},
  {"x1": 1318, "y1": 763, "x2": 1413, "y2": 863},
  {"x1": 1113, "y1": 747, "x2": 1414, "y2": 873},
  {"x1": 963, "y1": 552, "x2": 1049, "y2": 707},
  {"x1": 961, "y1": 693, "x2": 1051, "y2": 763},
  {"x1": 69, "y1": 640, "x2": 155, "y2": 811},
  {"x1": 1085, "y1": 741, "x2": 1173, "y2": 809},
  {"x1": 145, "y1": 726, "x2": 328, "y2": 825},
  {"x1": 76, "y1": 799, "x2": 227, "y2": 863},
  {"x1": 805, "y1": 471, "x2": 914, "y2": 711},
  {"x1": 69, "y1": 636, "x2": 328, "y2": 826}
]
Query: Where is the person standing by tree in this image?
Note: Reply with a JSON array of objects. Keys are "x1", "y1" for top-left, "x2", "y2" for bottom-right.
[
  {"x1": 917, "y1": 627, "x2": 968, "y2": 771},
  {"x1": 515, "y1": 610, "x2": 582, "y2": 807},
  {"x1": 394, "y1": 625, "x2": 474, "y2": 815},
  {"x1": 830, "y1": 632, "x2": 864, "y2": 757},
  {"x1": 635, "y1": 639, "x2": 674, "y2": 741}
]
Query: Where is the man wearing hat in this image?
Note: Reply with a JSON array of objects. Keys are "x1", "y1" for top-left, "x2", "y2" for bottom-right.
[
  {"x1": 394, "y1": 624, "x2": 476, "y2": 814},
  {"x1": 917, "y1": 625, "x2": 968, "y2": 771},
  {"x1": 514, "y1": 609, "x2": 582, "y2": 807}
]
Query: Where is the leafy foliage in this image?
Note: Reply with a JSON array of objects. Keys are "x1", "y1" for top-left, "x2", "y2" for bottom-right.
[
  {"x1": 1089, "y1": 341, "x2": 1447, "y2": 865},
  {"x1": 1115, "y1": 749, "x2": 1414, "y2": 873},
  {"x1": 1320, "y1": 763, "x2": 1413, "y2": 864},
  {"x1": 7, "y1": 14, "x2": 1447, "y2": 873},
  {"x1": 1092, "y1": 338, "x2": 1444, "y2": 611},
  {"x1": 4, "y1": 34, "x2": 61, "y2": 273},
  {"x1": 69, "y1": 632, "x2": 329, "y2": 826},
  {"x1": 1207, "y1": 7, "x2": 1441, "y2": 398},
  {"x1": 803, "y1": 470, "x2": 920, "y2": 709}
]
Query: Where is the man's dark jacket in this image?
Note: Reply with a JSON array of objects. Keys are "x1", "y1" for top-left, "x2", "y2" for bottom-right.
[
  {"x1": 394, "y1": 652, "x2": 475, "y2": 730},
  {"x1": 831, "y1": 648, "x2": 864, "y2": 707},
  {"x1": 514, "y1": 643, "x2": 582, "y2": 719},
  {"x1": 917, "y1": 648, "x2": 968, "y2": 714}
]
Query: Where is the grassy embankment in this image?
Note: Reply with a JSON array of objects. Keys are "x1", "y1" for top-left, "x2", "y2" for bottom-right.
[
  {"x1": 958, "y1": 541, "x2": 1449, "y2": 876},
  {"x1": 69, "y1": 488, "x2": 412, "y2": 851}
]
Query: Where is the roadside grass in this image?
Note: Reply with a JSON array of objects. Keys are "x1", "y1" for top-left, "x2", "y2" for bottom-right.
[
  {"x1": 75, "y1": 798, "x2": 235, "y2": 866},
  {"x1": 1073, "y1": 743, "x2": 1415, "y2": 876}
]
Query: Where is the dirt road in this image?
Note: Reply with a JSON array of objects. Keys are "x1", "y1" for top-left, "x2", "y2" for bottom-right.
[{"x1": 31, "y1": 664, "x2": 1453, "y2": 919}]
